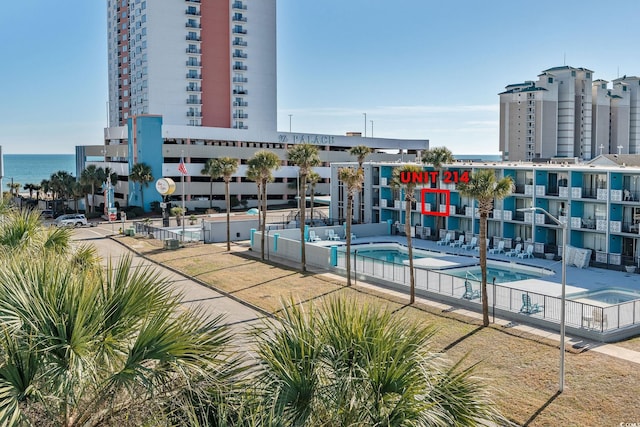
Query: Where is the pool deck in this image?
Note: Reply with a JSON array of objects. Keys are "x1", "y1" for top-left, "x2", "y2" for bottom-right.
[{"x1": 339, "y1": 235, "x2": 640, "y2": 294}]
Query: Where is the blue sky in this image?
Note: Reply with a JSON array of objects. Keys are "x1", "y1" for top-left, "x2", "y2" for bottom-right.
[{"x1": 2, "y1": 1, "x2": 640, "y2": 155}]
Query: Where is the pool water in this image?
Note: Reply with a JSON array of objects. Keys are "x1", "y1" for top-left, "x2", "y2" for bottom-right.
[
  {"x1": 571, "y1": 289, "x2": 640, "y2": 305},
  {"x1": 355, "y1": 249, "x2": 426, "y2": 264},
  {"x1": 448, "y1": 267, "x2": 543, "y2": 283}
]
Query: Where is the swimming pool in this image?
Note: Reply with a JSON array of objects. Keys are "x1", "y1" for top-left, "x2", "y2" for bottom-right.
[
  {"x1": 568, "y1": 288, "x2": 640, "y2": 305},
  {"x1": 445, "y1": 265, "x2": 549, "y2": 283},
  {"x1": 354, "y1": 249, "x2": 427, "y2": 264}
]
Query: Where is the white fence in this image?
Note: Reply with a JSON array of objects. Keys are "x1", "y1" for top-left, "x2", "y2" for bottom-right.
[{"x1": 337, "y1": 251, "x2": 640, "y2": 342}]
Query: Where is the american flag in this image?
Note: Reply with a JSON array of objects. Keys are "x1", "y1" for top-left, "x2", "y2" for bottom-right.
[{"x1": 178, "y1": 157, "x2": 188, "y2": 175}]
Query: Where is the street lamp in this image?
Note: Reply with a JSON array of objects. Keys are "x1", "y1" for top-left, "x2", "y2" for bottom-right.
[
  {"x1": 518, "y1": 206, "x2": 567, "y2": 393},
  {"x1": 363, "y1": 113, "x2": 367, "y2": 137}
]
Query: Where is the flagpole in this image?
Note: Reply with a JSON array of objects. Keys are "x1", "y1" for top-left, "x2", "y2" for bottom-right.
[{"x1": 181, "y1": 151, "x2": 185, "y2": 242}]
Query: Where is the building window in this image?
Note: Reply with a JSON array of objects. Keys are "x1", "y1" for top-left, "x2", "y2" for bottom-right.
[{"x1": 548, "y1": 77, "x2": 553, "y2": 83}]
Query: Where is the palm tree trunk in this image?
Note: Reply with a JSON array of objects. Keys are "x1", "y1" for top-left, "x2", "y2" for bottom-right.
[
  {"x1": 480, "y1": 212, "x2": 489, "y2": 326},
  {"x1": 345, "y1": 194, "x2": 353, "y2": 286},
  {"x1": 91, "y1": 184, "x2": 95, "y2": 213},
  {"x1": 260, "y1": 180, "x2": 267, "y2": 260},
  {"x1": 310, "y1": 188, "x2": 315, "y2": 225},
  {"x1": 406, "y1": 197, "x2": 415, "y2": 304},
  {"x1": 225, "y1": 179, "x2": 231, "y2": 251},
  {"x1": 300, "y1": 173, "x2": 307, "y2": 272},
  {"x1": 210, "y1": 179, "x2": 214, "y2": 209}
]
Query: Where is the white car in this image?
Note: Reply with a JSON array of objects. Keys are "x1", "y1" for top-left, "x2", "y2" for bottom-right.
[{"x1": 54, "y1": 214, "x2": 88, "y2": 227}]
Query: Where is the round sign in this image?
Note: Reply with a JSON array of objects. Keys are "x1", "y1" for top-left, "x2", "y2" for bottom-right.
[
  {"x1": 109, "y1": 213, "x2": 117, "y2": 221},
  {"x1": 155, "y1": 178, "x2": 176, "y2": 195}
]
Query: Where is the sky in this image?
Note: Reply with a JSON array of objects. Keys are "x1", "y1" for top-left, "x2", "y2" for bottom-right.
[{"x1": 2, "y1": 0, "x2": 640, "y2": 155}]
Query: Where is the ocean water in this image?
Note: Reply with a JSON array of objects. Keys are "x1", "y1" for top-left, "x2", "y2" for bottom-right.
[{"x1": 2, "y1": 154, "x2": 76, "y2": 189}]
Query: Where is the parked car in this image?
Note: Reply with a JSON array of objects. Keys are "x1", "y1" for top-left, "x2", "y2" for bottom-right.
[
  {"x1": 54, "y1": 214, "x2": 88, "y2": 227},
  {"x1": 41, "y1": 209, "x2": 54, "y2": 219}
]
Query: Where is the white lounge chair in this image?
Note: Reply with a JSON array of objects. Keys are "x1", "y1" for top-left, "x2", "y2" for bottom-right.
[
  {"x1": 327, "y1": 229, "x2": 341, "y2": 241},
  {"x1": 488, "y1": 240, "x2": 505, "y2": 254},
  {"x1": 517, "y1": 245, "x2": 534, "y2": 259},
  {"x1": 505, "y1": 243, "x2": 522, "y2": 257},
  {"x1": 308, "y1": 230, "x2": 322, "y2": 242},
  {"x1": 437, "y1": 233, "x2": 452, "y2": 246},
  {"x1": 462, "y1": 237, "x2": 478, "y2": 250},
  {"x1": 450, "y1": 235, "x2": 465, "y2": 248}
]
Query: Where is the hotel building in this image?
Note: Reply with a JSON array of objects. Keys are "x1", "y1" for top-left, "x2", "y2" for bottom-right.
[
  {"x1": 499, "y1": 66, "x2": 640, "y2": 162},
  {"x1": 82, "y1": 0, "x2": 429, "y2": 211},
  {"x1": 331, "y1": 156, "x2": 640, "y2": 269}
]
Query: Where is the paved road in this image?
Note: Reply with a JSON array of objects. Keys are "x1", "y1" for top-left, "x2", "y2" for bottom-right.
[{"x1": 72, "y1": 224, "x2": 267, "y2": 340}]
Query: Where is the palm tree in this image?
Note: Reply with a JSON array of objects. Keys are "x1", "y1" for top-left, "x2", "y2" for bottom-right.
[
  {"x1": 50, "y1": 171, "x2": 75, "y2": 213},
  {"x1": 171, "y1": 206, "x2": 185, "y2": 226},
  {"x1": 338, "y1": 167, "x2": 363, "y2": 286},
  {"x1": 253, "y1": 297, "x2": 501, "y2": 426},
  {"x1": 246, "y1": 165, "x2": 262, "y2": 231},
  {"x1": 23, "y1": 183, "x2": 36, "y2": 199},
  {"x1": 287, "y1": 144, "x2": 321, "y2": 272},
  {"x1": 7, "y1": 182, "x2": 21, "y2": 197},
  {"x1": 201, "y1": 158, "x2": 221, "y2": 210},
  {"x1": 0, "y1": 252, "x2": 242, "y2": 426},
  {"x1": 40, "y1": 179, "x2": 51, "y2": 200},
  {"x1": 422, "y1": 146, "x2": 455, "y2": 238},
  {"x1": 80, "y1": 165, "x2": 103, "y2": 213},
  {"x1": 205, "y1": 158, "x2": 238, "y2": 251},
  {"x1": 32, "y1": 183, "x2": 42, "y2": 203},
  {"x1": 392, "y1": 164, "x2": 422, "y2": 304},
  {"x1": 306, "y1": 170, "x2": 321, "y2": 224},
  {"x1": 246, "y1": 151, "x2": 280, "y2": 260},
  {"x1": 129, "y1": 162, "x2": 154, "y2": 212},
  {"x1": 219, "y1": 158, "x2": 239, "y2": 252},
  {"x1": 349, "y1": 144, "x2": 372, "y2": 224},
  {"x1": 457, "y1": 169, "x2": 514, "y2": 326}
]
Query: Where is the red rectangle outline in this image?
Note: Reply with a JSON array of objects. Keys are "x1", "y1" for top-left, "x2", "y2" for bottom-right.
[{"x1": 420, "y1": 188, "x2": 450, "y2": 216}]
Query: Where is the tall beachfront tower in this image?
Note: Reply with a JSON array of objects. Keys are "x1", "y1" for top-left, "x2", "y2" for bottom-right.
[
  {"x1": 106, "y1": 0, "x2": 276, "y2": 132},
  {"x1": 499, "y1": 66, "x2": 593, "y2": 161}
]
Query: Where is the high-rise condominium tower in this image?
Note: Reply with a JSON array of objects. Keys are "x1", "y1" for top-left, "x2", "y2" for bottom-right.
[
  {"x1": 499, "y1": 66, "x2": 593, "y2": 161},
  {"x1": 106, "y1": 0, "x2": 276, "y2": 131}
]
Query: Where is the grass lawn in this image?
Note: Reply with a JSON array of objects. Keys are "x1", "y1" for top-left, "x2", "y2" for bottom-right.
[{"x1": 121, "y1": 237, "x2": 640, "y2": 425}]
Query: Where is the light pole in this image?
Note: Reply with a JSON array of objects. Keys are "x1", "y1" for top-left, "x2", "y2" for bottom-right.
[
  {"x1": 518, "y1": 206, "x2": 567, "y2": 393},
  {"x1": 289, "y1": 114, "x2": 292, "y2": 133},
  {"x1": 363, "y1": 113, "x2": 367, "y2": 137},
  {"x1": 370, "y1": 120, "x2": 374, "y2": 138}
]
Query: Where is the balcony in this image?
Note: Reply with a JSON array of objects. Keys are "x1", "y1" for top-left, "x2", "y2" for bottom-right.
[
  {"x1": 186, "y1": 35, "x2": 202, "y2": 41},
  {"x1": 185, "y1": 9, "x2": 201, "y2": 16},
  {"x1": 232, "y1": 28, "x2": 247, "y2": 34},
  {"x1": 233, "y1": 52, "x2": 248, "y2": 59},
  {"x1": 232, "y1": 2, "x2": 247, "y2": 10},
  {"x1": 233, "y1": 125, "x2": 248, "y2": 130},
  {"x1": 186, "y1": 111, "x2": 203, "y2": 117},
  {"x1": 233, "y1": 40, "x2": 247, "y2": 47},
  {"x1": 233, "y1": 65, "x2": 248, "y2": 71},
  {"x1": 233, "y1": 16, "x2": 247, "y2": 22},
  {"x1": 186, "y1": 48, "x2": 202, "y2": 54},
  {"x1": 233, "y1": 113, "x2": 248, "y2": 119},
  {"x1": 233, "y1": 101, "x2": 248, "y2": 107},
  {"x1": 186, "y1": 86, "x2": 202, "y2": 92},
  {"x1": 185, "y1": 0, "x2": 201, "y2": 3},
  {"x1": 233, "y1": 89, "x2": 248, "y2": 95},
  {"x1": 232, "y1": 77, "x2": 248, "y2": 83},
  {"x1": 186, "y1": 98, "x2": 202, "y2": 104},
  {"x1": 186, "y1": 60, "x2": 202, "y2": 67},
  {"x1": 186, "y1": 22, "x2": 202, "y2": 29},
  {"x1": 186, "y1": 73, "x2": 202, "y2": 79}
]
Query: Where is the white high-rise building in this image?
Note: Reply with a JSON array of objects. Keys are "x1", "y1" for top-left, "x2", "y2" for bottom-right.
[
  {"x1": 499, "y1": 66, "x2": 593, "y2": 161},
  {"x1": 84, "y1": 0, "x2": 429, "y2": 215},
  {"x1": 107, "y1": 0, "x2": 276, "y2": 131}
]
